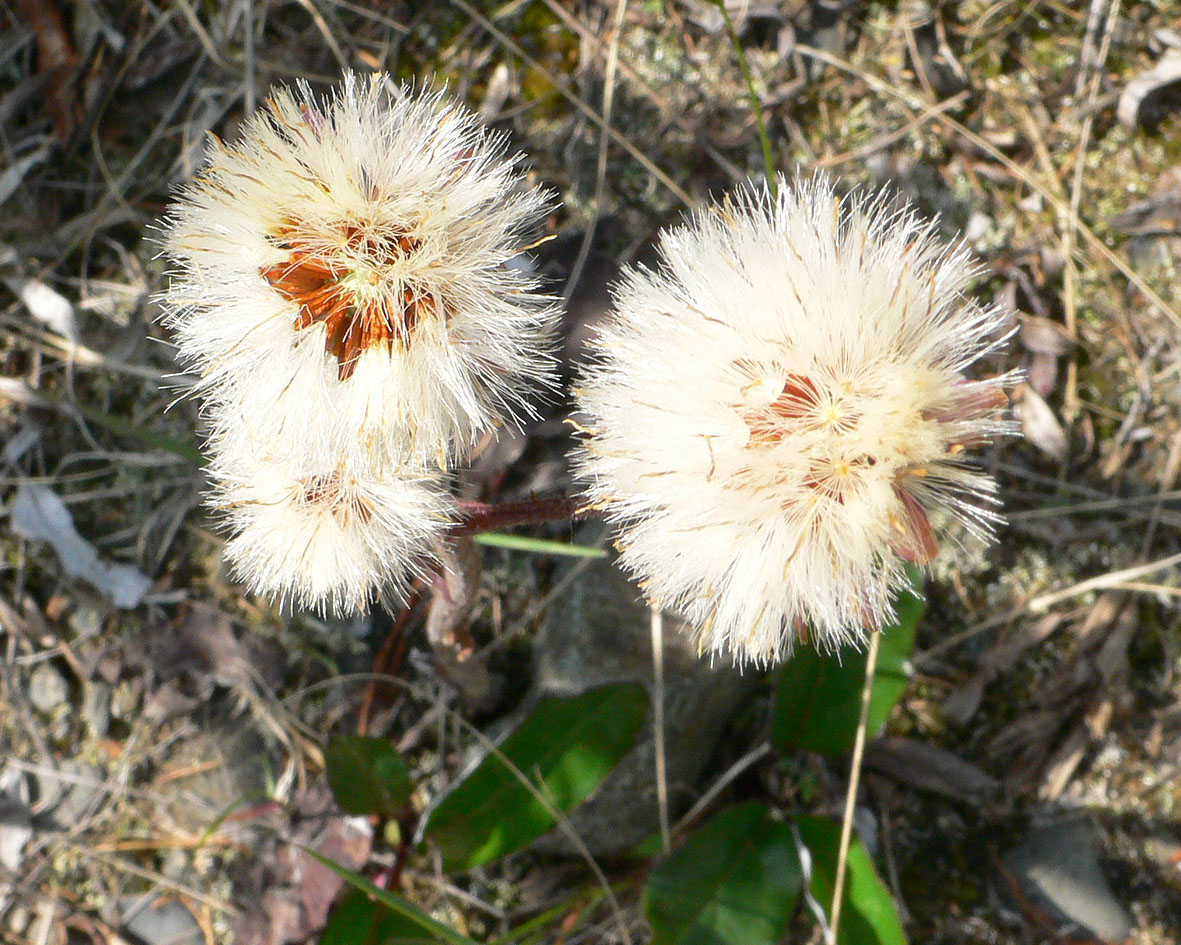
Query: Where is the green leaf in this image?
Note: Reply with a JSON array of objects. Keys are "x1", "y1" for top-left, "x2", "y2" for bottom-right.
[
  {"x1": 645, "y1": 802, "x2": 803, "y2": 945},
  {"x1": 321, "y1": 888, "x2": 444, "y2": 945},
  {"x1": 796, "y1": 816, "x2": 906, "y2": 945},
  {"x1": 325, "y1": 735, "x2": 412, "y2": 817},
  {"x1": 771, "y1": 578, "x2": 923, "y2": 756},
  {"x1": 475, "y1": 532, "x2": 607, "y2": 558},
  {"x1": 422, "y1": 683, "x2": 648, "y2": 871},
  {"x1": 306, "y1": 849, "x2": 477, "y2": 945}
]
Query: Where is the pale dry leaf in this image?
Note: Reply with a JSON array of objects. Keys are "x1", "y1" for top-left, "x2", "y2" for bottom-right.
[
  {"x1": 9, "y1": 277, "x2": 77, "y2": 342},
  {"x1": 10, "y1": 483, "x2": 152, "y2": 608},
  {"x1": 0, "y1": 145, "x2": 51, "y2": 207},
  {"x1": 1015, "y1": 383, "x2": 1068, "y2": 461},
  {"x1": 1118, "y1": 48, "x2": 1181, "y2": 127},
  {"x1": 1026, "y1": 352, "x2": 1058, "y2": 399},
  {"x1": 1018, "y1": 314, "x2": 1074, "y2": 356}
]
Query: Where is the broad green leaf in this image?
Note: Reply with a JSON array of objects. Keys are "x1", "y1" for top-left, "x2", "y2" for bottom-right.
[
  {"x1": 797, "y1": 816, "x2": 907, "y2": 945},
  {"x1": 475, "y1": 532, "x2": 607, "y2": 558},
  {"x1": 422, "y1": 683, "x2": 648, "y2": 871},
  {"x1": 321, "y1": 888, "x2": 443, "y2": 944},
  {"x1": 306, "y1": 849, "x2": 477, "y2": 945},
  {"x1": 771, "y1": 578, "x2": 923, "y2": 756},
  {"x1": 325, "y1": 735, "x2": 412, "y2": 817},
  {"x1": 645, "y1": 802, "x2": 803, "y2": 945}
]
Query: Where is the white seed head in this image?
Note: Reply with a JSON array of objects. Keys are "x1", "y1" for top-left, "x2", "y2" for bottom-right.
[
  {"x1": 161, "y1": 72, "x2": 557, "y2": 467},
  {"x1": 209, "y1": 437, "x2": 450, "y2": 615},
  {"x1": 574, "y1": 175, "x2": 1015, "y2": 665}
]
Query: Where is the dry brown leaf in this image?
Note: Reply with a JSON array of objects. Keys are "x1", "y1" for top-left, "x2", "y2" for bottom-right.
[
  {"x1": 942, "y1": 613, "x2": 1064, "y2": 725},
  {"x1": 864, "y1": 737, "x2": 999, "y2": 804},
  {"x1": 425, "y1": 536, "x2": 499, "y2": 711},
  {"x1": 231, "y1": 788, "x2": 372, "y2": 945},
  {"x1": 1019, "y1": 314, "x2": 1075, "y2": 356},
  {"x1": 16, "y1": 0, "x2": 79, "y2": 139}
]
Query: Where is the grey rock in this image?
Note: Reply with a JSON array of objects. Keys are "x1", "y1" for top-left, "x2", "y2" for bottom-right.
[
  {"x1": 68, "y1": 602, "x2": 103, "y2": 639},
  {"x1": 530, "y1": 547, "x2": 760, "y2": 856},
  {"x1": 82, "y1": 681, "x2": 111, "y2": 738},
  {"x1": 120, "y1": 894, "x2": 203, "y2": 945},
  {"x1": 26, "y1": 662, "x2": 69, "y2": 714},
  {"x1": 1001, "y1": 815, "x2": 1134, "y2": 943},
  {"x1": 40, "y1": 761, "x2": 105, "y2": 827},
  {"x1": 0, "y1": 765, "x2": 32, "y2": 875}
]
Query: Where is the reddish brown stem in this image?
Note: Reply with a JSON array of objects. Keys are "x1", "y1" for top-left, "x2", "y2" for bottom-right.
[
  {"x1": 451, "y1": 493, "x2": 590, "y2": 534},
  {"x1": 357, "y1": 583, "x2": 425, "y2": 736}
]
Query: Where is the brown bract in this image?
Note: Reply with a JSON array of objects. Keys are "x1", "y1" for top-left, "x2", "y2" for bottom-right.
[
  {"x1": 261, "y1": 224, "x2": 435, "y2": 380},
  {"x1": 301, "y1": 472, "x2": 374, "y2": 524},
  {"x1": 743, "y1": 372, "x2": 823, "y2": 445}
]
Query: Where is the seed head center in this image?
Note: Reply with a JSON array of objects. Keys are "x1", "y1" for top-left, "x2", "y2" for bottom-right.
[
  {"x1": 743, "y1": 371, "x2": 824, "y2": 446},
  {"x1": 261, "y1": 222, "x2": 435, "y2": 381},
  {"x1": 301, "y1": 472, "x2": 374, "y2": 524}
]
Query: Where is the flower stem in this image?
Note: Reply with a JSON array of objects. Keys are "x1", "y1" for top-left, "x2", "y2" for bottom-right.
[{"x1": 452, "y1": 494, "x2": 588, "y2": 535}]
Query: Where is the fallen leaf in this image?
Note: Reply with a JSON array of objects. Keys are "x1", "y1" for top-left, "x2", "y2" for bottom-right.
[
  {"x1": 8, "y1": 278, "x2": 77, "y2": 342},
  {"x1": 0, "y1": 146, "x2": 51, "y2": 208},
  {"x1": 16, "y1": 0, "x2": 79, "y2": 139},
  {"x1": 1014, "y1": 383, "x2": 1068, "y2": 461},
  {"x1": 1018, "y1": 315, "x2": 1074, "y2": 356},
  {"x1": 942, "y1": 613, "x2": 1064, "y2": 725},
  {"x1": 231, "y1": 788, "x2": 372, "y2": 945},
  {"x1": 1118, "y1": 48, "x2": 1181, "y2": 127},
  {"x1": 11, "y1": 483, "x2": 152, "y2": 608},
  {"x1": 1109, "y1": 166, "x2": 1181, "y2": 235},
  {"x1": 864, "y1": 737, "x2": 999, "y2": 804}
]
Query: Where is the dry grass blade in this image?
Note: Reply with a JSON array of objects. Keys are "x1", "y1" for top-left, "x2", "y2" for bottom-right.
[
  {"x1": 794, "y1": 41, "x2": 1181, "y2": 336},
  {"x1": 447, "y1": 0, "x2": 692, "y2": 207},
  {"x1": 564, "y1": 0, "x2": 629, "y2": 301},
  {"x1": 650, "y1": 602, "x2": 670, "y2": 854},
  {"x1": 1028, "y1": 551, "x2": 1181, "y2": 612},
  {"x1": 828, "y1": 630, "x2": 880, "y2": 945}
]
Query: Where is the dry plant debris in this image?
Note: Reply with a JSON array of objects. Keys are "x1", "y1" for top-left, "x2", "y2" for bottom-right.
[{"x1": 1, "y1": 1, "x2": 1180, "y2": 944}]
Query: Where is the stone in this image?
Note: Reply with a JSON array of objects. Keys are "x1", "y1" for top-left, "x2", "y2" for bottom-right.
[
  {"x1": 0, "y1": 765, "x2": 32, "y2": 884},
  {"x1": 1000, "y1": 815, "x2": 1134, "y2": 943},
  {"x1": 529, "y1": 541, "x2": 760, "y2": 856},
  {"x1": 26, "y1": 662, "x2": 68, "y2": 714},
  {"x1": 119, "y1": 894, "x2": 202, "y2": 945},
  {"x1": 82, "y1": 681, "x2": 111, "y2": 738}
]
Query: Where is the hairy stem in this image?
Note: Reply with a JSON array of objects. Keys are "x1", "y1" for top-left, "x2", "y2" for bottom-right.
[{"x1": 452, "y1": 494, "x2": 588, "y2": 534}]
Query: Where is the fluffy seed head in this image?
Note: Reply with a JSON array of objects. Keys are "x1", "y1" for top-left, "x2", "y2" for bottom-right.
[
  {"x1": 161, "y1": 73, "x2": 557, "y2": 467},
  {"x1": 209, "y1": 438, "x2": 450, "y2": 615},
  {"x1": 575, "y1": 176, "x2": 1014, "y2": 665}
]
